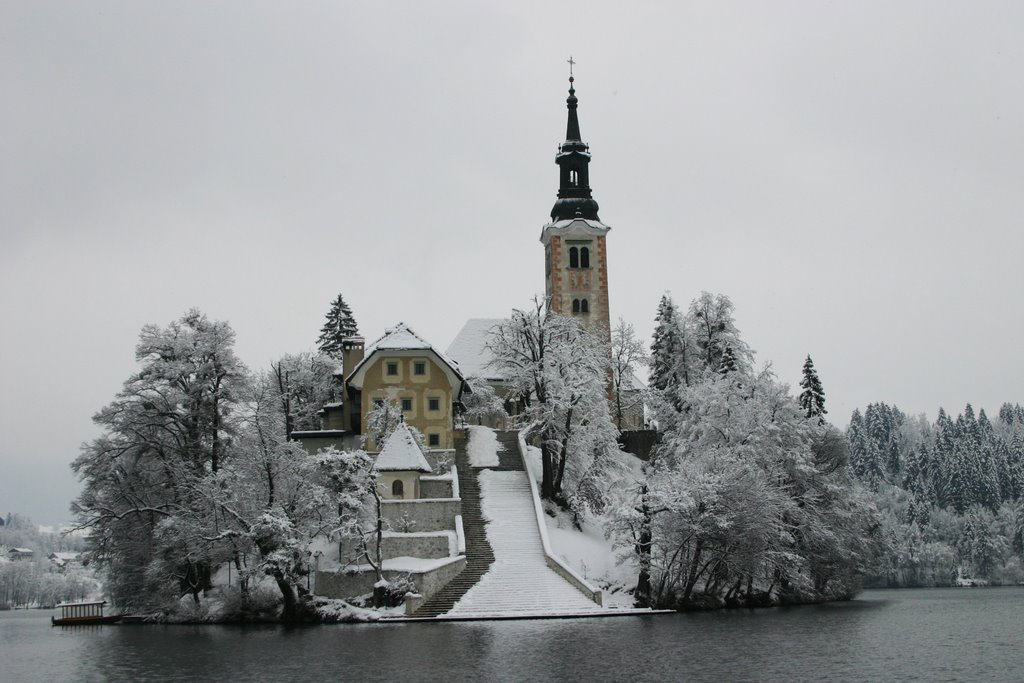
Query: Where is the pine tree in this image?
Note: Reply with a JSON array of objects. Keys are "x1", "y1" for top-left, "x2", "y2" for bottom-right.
[
  {"x1": 798, "y1": 354, "x2": 826, "y2": 423},
  {"x1": 649, "y1": 294, "x2": 688, "y2": 400},
  {"x1": 316, "y1": 294, "x2": 359, "y2": 358},
  {"x1": 718, "y1": 345, "x2": 738, "y2": 375}
]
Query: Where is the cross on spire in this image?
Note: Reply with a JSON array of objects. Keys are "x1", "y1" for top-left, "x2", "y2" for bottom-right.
[{"x1": 567, "y1": 55, "x2": 575, "y2": 78}]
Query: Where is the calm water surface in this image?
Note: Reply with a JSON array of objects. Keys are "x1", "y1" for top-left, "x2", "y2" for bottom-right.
[{"x1": 2, "y1": 588, "x2": 1022, "y2": 682}]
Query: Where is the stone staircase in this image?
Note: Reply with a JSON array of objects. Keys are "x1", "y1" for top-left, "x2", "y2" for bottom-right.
[
  {"x1": 412, "y1": 428, "x2": 602, "y2": 618},
  {"x1": 445, "y1": 468, "x2": 600, "y2": 617},
  {"x1": 410, "y1": 432, "x2": 495, "y2": 617},
  {"x1": 493, "y1": 430, "x2": 525, "y2": 471}
]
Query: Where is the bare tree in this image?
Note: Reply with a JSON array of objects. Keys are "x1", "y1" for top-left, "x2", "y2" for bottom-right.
[{"x1": 611, "y1": 317, "x2": 648, "y2": 430}]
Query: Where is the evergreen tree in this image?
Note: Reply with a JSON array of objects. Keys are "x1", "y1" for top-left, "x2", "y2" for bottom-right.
[
  {"x1": 316, "y1": 294, "x2": 359, "y2": 358},
  {"x1": 798, "y1": 354, "x2": 827, "y2": 423},
  {"x1": 718, "y1": 345, "x2": 738, "y2": 376},
  {"x1": 847, "y1": 409, "x2": 880, "y2": 488},
  {"x1": 649, "y1": 294, "x2": 689, "y2": 405}
]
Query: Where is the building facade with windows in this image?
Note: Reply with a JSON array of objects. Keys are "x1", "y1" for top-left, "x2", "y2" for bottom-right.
[{"x1": 344, "y1": 323, "x2": 467, "y2": 452}]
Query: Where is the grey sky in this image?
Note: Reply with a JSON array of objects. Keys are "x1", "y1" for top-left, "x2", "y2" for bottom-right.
[{"x1": 2, "y1": 1, "x2": 1022, "y2": 525}]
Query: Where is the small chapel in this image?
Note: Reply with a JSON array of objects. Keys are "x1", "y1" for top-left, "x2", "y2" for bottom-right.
[{"x1": 304, "y1": 71, "x2": 642, "y2": 615}]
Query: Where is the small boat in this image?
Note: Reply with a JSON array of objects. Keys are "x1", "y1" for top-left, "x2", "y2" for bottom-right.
[{"x1": 51, "y1": 600, "x2": 122, "y2": 626}]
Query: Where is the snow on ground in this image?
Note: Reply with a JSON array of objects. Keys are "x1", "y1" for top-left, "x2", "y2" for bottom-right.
[
  {"x1": 525, "y1": 443, "x2": 643, "y2": 609},
  {"x1": 313, "y1": 597, "x2": 384, "y2": 622},
  {"x1": 466, "y1": 425, "x2": 501, "y2": 467},
  {"x1": 523, "y1": 442, "x2": 542, "y2": 474},
  {"x1": 447, "y1": 469, "x2": 601, "y2": 616},
  {"x1": 544, "y1": 506, "x2": 638, "y2": 609}
]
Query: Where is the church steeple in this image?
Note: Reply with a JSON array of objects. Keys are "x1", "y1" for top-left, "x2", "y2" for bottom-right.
[
  {"x1": 551, "y1": 69, "x2": 600, "y2": 222},
  {"x1": 541, "y1": 61, "x2": 612, "y2": 344}
]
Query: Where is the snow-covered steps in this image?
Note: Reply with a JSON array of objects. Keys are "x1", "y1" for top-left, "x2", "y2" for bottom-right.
[
  {"x1": 410, "y1": 434, "x2": 495, "y2": 617},
  {"x1": 493, "y1": 430, "x2": 525, "y2": 470},
  {"x1": 445, "y1": 470, "x2": 600, "y2": 617}
]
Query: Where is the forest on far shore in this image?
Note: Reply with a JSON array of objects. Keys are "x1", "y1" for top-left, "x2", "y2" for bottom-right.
[{"x1": 847, "y1": 402, "x2": 1024, "y2": 586}]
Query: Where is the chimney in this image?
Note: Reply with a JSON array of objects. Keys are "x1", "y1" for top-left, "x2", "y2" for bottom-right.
[{"x1": 341, "y1": 336, "x2": 365, "y2": 378}]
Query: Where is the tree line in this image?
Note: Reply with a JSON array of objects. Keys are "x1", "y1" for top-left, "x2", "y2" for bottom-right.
[{"x1": 847, "y1": 402, "x2": 1024, "y2": 585}]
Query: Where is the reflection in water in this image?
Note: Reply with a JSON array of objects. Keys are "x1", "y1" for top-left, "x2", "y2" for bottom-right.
[{"x1": 3, "y1": 589, "x2": 1024, "y2": 682}]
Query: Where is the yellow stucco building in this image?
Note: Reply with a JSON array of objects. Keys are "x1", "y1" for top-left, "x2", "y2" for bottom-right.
[{"x1": 344, "y1": 323, "x2": 467, "y2": 452}]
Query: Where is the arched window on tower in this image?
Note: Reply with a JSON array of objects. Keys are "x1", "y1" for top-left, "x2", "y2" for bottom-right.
[
  {"x1": 569, "y1": 170, "x2": 578, "y2": 186},
  {"x1": 580, "y1": 247, "x2": 590, "y2": 268},
  {"x1": 572, "y1": 299, "x2": 581, "y2": 314},
  {"x1": 569, "y1": 247, "x2": 579, "y2": 268},
  {"x1": 581, "y1": 299, "x2": 589, "y2": 313},
  {"x1": 392, "y1": 479, "x2": 405, "y2": 499}
]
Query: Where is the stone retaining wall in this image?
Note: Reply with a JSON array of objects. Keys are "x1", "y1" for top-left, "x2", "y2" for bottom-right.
[
  {"x1": 419, "y1": 478, "x2": 454, "y2": 499},
  {"x1": 315, "y1": 556, "x2": 466, "y2": 604},
  {"x1": 381, "y1": 532, "x2": 451, "y2": 559},
  {"x1": 381, "y1": 498, "x2": 461, "y2": 532}
]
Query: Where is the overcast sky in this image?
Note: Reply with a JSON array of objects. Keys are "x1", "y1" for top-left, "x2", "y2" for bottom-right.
[{"x1": 2, "y1": 1, "x2": 1022, "y2": 525}]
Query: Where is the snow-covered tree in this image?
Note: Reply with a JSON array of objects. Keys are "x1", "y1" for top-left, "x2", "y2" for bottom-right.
[
  {"x1": 71, "y1": 309, "x2": 247, "y2": 607},
  {"x1": 798, "y1": 354, "x2": 827, "y2": 423},
  {"x1": 611, "y1": 317, "x2": 648, "y2": 430},
  {"x1": 362, "y1": 399, "x2": 404, "y2": 451},
  {"x1": 462, "y1": 377, "x2": 509, "y2": 426},
  {"x1": 686, "y1": 292, "x2": 752, "y2": 378},
  {"x1": 718, "y1": 345, "x2": 739, "y2": 376},
  {"x1": 270, "y1": 352, "x2": 339, "y2": 438},
  {"x1": 487, "y1": 298, "x2": 620, "y2": 507},
  {"x1": 649, "y1": 294, "x2": 689, "y2": 400},
  {"x1": 846, "y1": 400, "x2": 1024, "y2": 586},
  {"x1": 624, "y1": 368, "x2": 880, "y2": 608},
  {"x1": 316, "y1": 294, "x2": 359, "y2": 359}
]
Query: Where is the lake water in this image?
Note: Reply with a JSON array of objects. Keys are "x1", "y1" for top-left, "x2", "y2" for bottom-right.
[{"x1": 2, "y1": 588, "x2": 1022, "y2": 682}]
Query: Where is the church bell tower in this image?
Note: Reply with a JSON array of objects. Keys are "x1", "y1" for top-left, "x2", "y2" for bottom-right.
[{"x1": 541, "y1": 68, "x2": 612, "y2": 343}]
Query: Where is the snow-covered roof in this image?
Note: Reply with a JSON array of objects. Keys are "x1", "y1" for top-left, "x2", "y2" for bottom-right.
[
  {"x1": 540, "y1": 217, "x2": 611, "y2": 243},
  {"x1": 346, "y1": 322, "x2": 465, "y2": 388},
  {"x1": 48, "y1": 552, "x2": 80, "y2": 565},
  {"x1": 374, "y1": 422, "x2": 432, "y2": 473},
  {"x1": 49, "y1": 552, "x2": 80, "y2": 561},
  {"x1": 445, "y1": 319, "x2": 506, "y2": 381}
]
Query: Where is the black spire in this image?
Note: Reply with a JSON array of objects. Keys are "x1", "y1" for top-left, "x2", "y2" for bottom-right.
[
  {"x1": 550, "y1": 67, "x2": 600, "y2": 222},
  {"x1": 565, "y1": 77, "x2": 582, "y2": 142}
]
